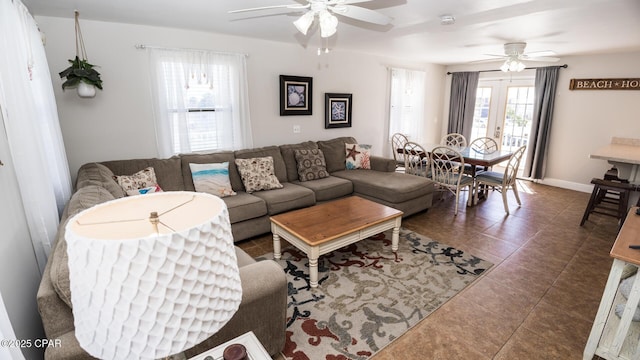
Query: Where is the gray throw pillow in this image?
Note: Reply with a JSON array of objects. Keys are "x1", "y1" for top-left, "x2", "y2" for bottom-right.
[{"x1": 295, "y1": 149, "x2": 329, "y2": 182}]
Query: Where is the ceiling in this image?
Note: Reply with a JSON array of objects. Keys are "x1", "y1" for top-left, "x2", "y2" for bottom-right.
[{"x1": 21, "y1": 0, "x2": 640, "y2": 65}]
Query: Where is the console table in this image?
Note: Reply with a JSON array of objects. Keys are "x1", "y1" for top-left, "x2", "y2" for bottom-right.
[
  {"x1": 584, "y1": 207, "x2": 640, "y2": 359},
  {"x1": 590, "y1": 137, "x2": 640, "y2": 184}
]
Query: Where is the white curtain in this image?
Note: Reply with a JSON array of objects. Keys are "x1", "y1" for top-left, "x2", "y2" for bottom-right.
[
  {"x1": 0, "y1": 0, "x2": 73, "y2": 274},
  {"x1": 388, "y1": 67, "x2": 426, "y2": 144},
  {"x1": 147, "y1": 48, "x2": 253, "y2": 157}
]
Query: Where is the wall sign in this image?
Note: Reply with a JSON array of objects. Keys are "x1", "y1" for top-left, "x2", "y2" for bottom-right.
[{"x1": 569, "y1": 78, "x2": 640, "y2": 90}]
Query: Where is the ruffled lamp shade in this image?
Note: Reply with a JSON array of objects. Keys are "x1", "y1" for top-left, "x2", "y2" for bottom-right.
[{"x1": 65, "y1": 192, "x2": 242, "y2": 360}]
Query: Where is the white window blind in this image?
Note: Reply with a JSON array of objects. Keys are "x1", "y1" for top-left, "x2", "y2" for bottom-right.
[{"x1": 148, "y1": 48, "x2": 253, "y2": 157}]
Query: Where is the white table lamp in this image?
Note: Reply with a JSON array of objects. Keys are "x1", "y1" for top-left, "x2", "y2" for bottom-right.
[{"x1": 65, "y1": 191, "x2": 242, "y2": 360}]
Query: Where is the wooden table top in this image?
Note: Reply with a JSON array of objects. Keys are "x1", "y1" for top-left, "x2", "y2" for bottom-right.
[
  {"x1": 590, "y1": 142, "x2": 640, "y2": 165},
  {"x1": 270, "y1": 196, "x2": 403, "y2": 246},
  {"x1": 611, "y1": 207, "x2": 640, "y2": 266}
]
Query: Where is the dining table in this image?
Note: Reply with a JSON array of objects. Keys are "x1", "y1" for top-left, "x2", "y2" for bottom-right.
[{"x1": 398, "y1": 143, "x2": 515, "y2": 205}]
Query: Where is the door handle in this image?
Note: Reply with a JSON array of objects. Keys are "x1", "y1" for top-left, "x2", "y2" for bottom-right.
[{"x1": 494, "y1": 126, "x2": 501, "y2": 138}]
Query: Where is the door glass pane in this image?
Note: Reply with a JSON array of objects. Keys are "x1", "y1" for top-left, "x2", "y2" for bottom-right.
[
  {"x1": 470, "y1": 87, "x2": 492, "y2": 141},
  {"x1": 501, "y1": 86, "x2": 534, "y2": 168}
]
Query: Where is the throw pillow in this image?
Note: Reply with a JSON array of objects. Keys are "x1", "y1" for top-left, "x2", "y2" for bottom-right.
[
  {"x1": 345, "y1": 143, "x2": 372, "y2": 170},
  {"x1": 113, "y1": 167, "x2": 163, "y2": 195},
  {"x1": 294, "y1": 149, "x2": 329, "y2": 182},
  {"x1": 125, "y1": 185, "x2": 163, "y2": 196},
  {"x1": 189, "y1": 162, "x2": 237, "y2": 198},
  {"x1": 234, "y1": 156, "x2": 284, "y2": 193}
]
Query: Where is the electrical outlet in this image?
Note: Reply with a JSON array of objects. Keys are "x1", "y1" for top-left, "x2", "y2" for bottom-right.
[{"x1": 293, "y1": 125, "x2": 301, "y2": 134}]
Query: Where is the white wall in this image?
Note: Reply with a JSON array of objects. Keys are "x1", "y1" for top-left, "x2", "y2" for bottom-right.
[
  {"x1": 37, "y1": 15, "x2": 640, "y2": 191},
  {"x1": 35, "y1": 16, "x2": 446, "y2": 177},
  {"x1": 445, "y1": 51, "x2": 640, "y2": 191}
]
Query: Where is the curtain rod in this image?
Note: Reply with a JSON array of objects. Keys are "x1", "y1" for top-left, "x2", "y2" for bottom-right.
[
  {"x1": 135, "y1": 44, "x2": 248, "y2": 57},
  {"x1": 447, "y1": 64, "x2": 567, "y2": 75}
]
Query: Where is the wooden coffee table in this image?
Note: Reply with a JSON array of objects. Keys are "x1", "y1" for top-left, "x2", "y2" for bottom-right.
[{"x1": 270, "y1": 196, "x2": 403, "y2": 288}]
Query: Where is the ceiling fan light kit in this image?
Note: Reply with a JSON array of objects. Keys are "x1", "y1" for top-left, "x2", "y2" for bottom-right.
[
  {"x1": 318, "y1": 10, "x2": 338, "y2": 38},
  {"x1": 293, "y1": 11, "x2": 315, "y2": 35},
  {"x1": 500, "y1": 57, "x2": 526, "y2": 72}
]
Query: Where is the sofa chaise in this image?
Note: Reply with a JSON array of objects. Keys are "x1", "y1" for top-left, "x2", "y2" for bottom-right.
[{"x1": 37, "y1": 136, "x2": 434, "y2": 359}]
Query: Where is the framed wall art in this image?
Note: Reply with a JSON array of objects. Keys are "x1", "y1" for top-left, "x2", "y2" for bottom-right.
[
  {"x1": 325, "y1": 93, "x2": 352, "y2": 128},
  {"x1": 280, "y1": 75, "x2": 312, "y2": 115}
]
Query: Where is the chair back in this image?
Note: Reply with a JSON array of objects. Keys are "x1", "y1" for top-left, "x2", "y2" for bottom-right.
[
  {"x1": 470, "y1": 137, "x2": 498, "y2": 154},
  {"x1": 441, "y1": 133, "x2": 467, "y2": 147},
  {"x1": 430, "y1": 146, "x2": 466, "y2": 188},
  {"x1": 403, "y1": 141, "x2": 429, "y2": 177},
  {"x1": 502, "y1": 145, "x2": 527, "y2": 186},
  {"x1": 391, "y1": 133, "x2": 409, "y2": 165}
]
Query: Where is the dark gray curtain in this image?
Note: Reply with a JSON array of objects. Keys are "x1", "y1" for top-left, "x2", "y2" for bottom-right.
[
  {"x1": 447, "y1": 71, "x2": 479, "y2": 140},
  {"x1": 524, "y1": 66, "x2": 561, "y2": 179}
]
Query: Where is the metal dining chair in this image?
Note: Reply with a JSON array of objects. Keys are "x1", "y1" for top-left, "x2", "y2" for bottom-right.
[
  {"x1": 430, "y1": 145, "x2": 474, "y2": 215},
  {"x1": 474, "y1": 145, "x2": 527, "y2": 214},
  {"x1": 441, "y1": 133, "x2": 467, "y2": 147},
  {"x1": 403, "y1": 141, "x2": 430, "y2": 177},
  {"x1": 391, "y1": 133, "x2": 409, "y2": 172}
]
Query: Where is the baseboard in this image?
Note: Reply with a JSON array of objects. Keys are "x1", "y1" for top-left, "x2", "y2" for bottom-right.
[{"x1": 532, "y1": 178, "x2": 592, "y2": 193}]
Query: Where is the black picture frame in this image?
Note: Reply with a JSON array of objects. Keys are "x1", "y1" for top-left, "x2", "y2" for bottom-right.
[
  {"x1": 325, "y1": 93, "x2": 352, "y2": 128},
  {"x1": 280, "y1": 75, "x2": 312, "y2": 116}
]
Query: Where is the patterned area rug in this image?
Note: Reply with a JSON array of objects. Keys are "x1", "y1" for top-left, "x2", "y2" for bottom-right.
[{"x1": 259, "y1": 228, "x2": 493, "y2": 360}]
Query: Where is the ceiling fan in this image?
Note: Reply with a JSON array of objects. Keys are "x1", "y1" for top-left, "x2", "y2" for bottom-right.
[
  {"x1": 229, "y1": 0, "x2": 392, "y2": 38},
  {"x1": 480, "y1": 42, "x2": 560, "y2": 72}
]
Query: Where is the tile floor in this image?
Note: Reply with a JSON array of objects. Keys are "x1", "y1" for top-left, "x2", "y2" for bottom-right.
[{"x1": 237, "y1": 181, "x2": 621, "y2": 360}]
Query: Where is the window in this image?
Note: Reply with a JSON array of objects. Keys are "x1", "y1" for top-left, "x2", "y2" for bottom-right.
[
  {"x1": 148, "y1": 49, "x2": 253, "y2": 157},
  {"x1": 388, "y1": 68, "x2": 426, "y2": 145}
]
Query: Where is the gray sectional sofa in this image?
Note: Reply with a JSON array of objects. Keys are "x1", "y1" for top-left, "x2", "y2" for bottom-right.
[{"x1": 37, "y1": 136, "x2": 435, "y2": 359}]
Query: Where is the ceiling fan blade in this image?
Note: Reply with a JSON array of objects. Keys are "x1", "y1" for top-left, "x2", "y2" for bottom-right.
[
  {"x1": 328, "y1": 0, "x2": 373, "y2": 4},
  {"x1": 522, "y1": 56, "x2": 560, "y2": 62},
  {"x1": 469, "y1": 58, "x2": 506, "y2": 64},
  {"x1": 331, "y1": 5, "x2": 392, "y2": 25},
  {"x1": 524, "y1": 50, "x2": 557, "y2": 57},
  {"x1": 228, "y1": 4, "x2": 309, "y2": 14}
]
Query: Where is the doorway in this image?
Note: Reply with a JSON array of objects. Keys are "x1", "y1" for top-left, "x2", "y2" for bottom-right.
[{"x1": 470, "y1": 78, "x2": 535, "y2": 173}]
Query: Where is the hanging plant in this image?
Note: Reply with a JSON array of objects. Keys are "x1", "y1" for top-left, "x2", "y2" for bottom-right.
[{"x1": 59, "y1": 11, "x2": 103, "y2": 97}]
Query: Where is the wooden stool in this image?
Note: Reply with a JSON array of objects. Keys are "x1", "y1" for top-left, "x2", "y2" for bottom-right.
[{"x1": 581, "y1": 178, "x2": 634, "y2": 226}]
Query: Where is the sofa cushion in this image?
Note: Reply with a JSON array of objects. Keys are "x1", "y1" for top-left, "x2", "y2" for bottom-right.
[
  {"x1": 181, "y1": 152, "x2": 244, "y2": 192},
  {"x1": 235, "y1": 157, "x2": 284, "y2": 193},
  {"x1": 50, "y1": 185, "x2": 116, "y2": 309},
  {"x1": 317, "y1": 137, "x2": 357, "y2": 173},
  {"x1": 279, "y1": 141, "x2": 318, "y2": 182},
  {"x1": 189, "y1": 162, "x2": 237, "y2": 198},
  {"x1": 101, "y1": 157, "x2": 185, "y2": 191},
  {"x1": 332, "y1": 170, "x2": 433, "y2": 204},
  {"x1": 250, "y1": 183, "x2": 315, "y2": 215},
  {"x1": 295, "y1": 149, "x2": 329, "y2": 182},
  {"x1": 235, "y1": 146, "x2": 288, "y2": 184},
  {"x1": 75, "y1": 162, "x2": 125, "y2": 198},
  {"x1": 126, "y1": 185, "x2": 163, "y2": 196},
  {"x1": 345, "y1": 143, "x2": 372, "y2": 170},
  {"x1": 114, "y1": 166, "x2": 162, "y2": 194},
  {"x1": 222, "y1": 192, "x2": 268, "y2": 224},
  {"x1": 293, "y1": 176, "x2": 353, "y2": 202}
]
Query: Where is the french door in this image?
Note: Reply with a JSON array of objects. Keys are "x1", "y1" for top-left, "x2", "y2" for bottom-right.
[{"x1": 470, "y1": 78, "x2": 535, "y2": 172}]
